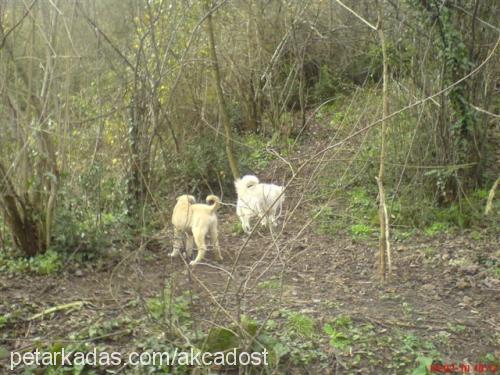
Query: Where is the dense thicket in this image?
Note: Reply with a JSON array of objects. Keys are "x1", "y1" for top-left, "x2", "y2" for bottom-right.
[{"x1": 0, "y1": 0, "x2": 498, "y2": 256}]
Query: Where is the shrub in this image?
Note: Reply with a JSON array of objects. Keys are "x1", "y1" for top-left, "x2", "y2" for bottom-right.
[
  {"x1": 239, "y1": 133, "x2": 274, "y2": 171},
  {"x1": 166, "y1": 132, "x2": 232, "y2": 196},
  {"x1": 0, "y1": 249, "x2": 63, "y2": 275},
  {"x1": 311, "y1": 65, "x2": 344, "y2": 103}
]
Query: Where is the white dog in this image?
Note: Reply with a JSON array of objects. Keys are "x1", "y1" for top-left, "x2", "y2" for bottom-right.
[
  {"x1": 170, "y1": 194, "x2": 223, "y2": 265},
  {"x1": 234, "y1": 175, "x2": 285, "y2": 233}
]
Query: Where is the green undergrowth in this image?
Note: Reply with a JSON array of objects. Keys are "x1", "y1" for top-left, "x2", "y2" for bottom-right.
[
  {"x1": 0, "y1": 249, "x2": 64, "y2": 275},
  {"x1": 239, "y1": 131, "x2": 293, "y2": 173},
  {"x1": 323, "y1": 314, "x2": 446, "y2": 374},
  {"x1": 312, "y1": 187, "x2": 379, "y2": 240},
  {"x1": 311, "y1": 183, "x2": 497, "y2": 240},
  {"x1": 3, "y1": 288, "x2": 498, "y2": 374},
  {"x1": 308, "y1": 88, "x2": 498, "y2": 241}
]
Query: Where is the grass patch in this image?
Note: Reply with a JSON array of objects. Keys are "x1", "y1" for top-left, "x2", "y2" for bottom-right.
[
  {"x1": 350, "y1": 223, "x2": 374, "y2": 238},
  {"x1": 285, "y1": 312, "x2": 316, "y2": 339},
  {"x1": 424, "y1": 222, "x2": 450, "y2": 236},
  {"x1": 257, "y1": 279, "x2": 281, "y2": 290},
  {"x1": 312, "y1": 188, "x2": 378, "y2": 239},
  {"x1": 231, "y1": 221, "x2": 245, "y2": 235}
]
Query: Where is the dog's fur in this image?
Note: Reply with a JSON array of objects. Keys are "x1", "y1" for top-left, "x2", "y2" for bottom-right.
[
  {"x1": 234, "y1": 175, "x2": 285, "y2": 233},
  {"x1": 170, "y1": 194, "x2": 222, "y2": 265}
]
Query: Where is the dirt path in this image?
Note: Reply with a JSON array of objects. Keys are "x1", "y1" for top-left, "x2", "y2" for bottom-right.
[{"x1": 1, "y1": 127, "x2": 499, "y2": 374}]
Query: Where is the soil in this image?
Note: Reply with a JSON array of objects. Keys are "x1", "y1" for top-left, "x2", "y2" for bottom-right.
[{"x1": 1, "y1": 123, "x2": 499, "y2": 374}]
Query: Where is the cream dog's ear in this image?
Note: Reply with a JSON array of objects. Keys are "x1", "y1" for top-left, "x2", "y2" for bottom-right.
[{"x1": 176, "y1": 195, "x2": 196, "y2": 203}]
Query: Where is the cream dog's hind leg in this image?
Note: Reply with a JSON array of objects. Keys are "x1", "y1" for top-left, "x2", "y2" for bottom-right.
[
  {"x1": 170, "y1": 227, "x2": 183, "y2": 257},
  {"x1": 210, "y1": 222, "x2": 223, "y2": 261},
  {"x1": 190, "y1": 222, "x2": 223, "y2": 265},
  {"x1": 185, "y1": 234, "x2": 194, "y2": 258},
  {"x1": 190, "y1": 229, "x2": 208, "y2": 265}
]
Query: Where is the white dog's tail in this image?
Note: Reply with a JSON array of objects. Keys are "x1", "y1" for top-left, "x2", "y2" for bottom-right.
[
  {"x1": 206, "y1": 195, "x2": 220, "y2": 213},
  {"x1": 234, "y1": 175, "x2": 259, "y2": 195}
]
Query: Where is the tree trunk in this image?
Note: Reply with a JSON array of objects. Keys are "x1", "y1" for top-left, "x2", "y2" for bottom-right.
[
  {"x1": 0, "y1": 163, "x2": 44, "y2": 256},
  {"x1": 127, "y1": 95, "x2": 146, "y2": 217},
  {"x1": 205, "y1": 1, "x2": 240, "y2": 180},
  {"x1": 376, "y1": 4, "x2": 391, "y2": 281}
]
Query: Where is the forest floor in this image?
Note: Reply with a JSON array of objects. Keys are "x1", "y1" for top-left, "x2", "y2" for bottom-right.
[{"x1": 1, "y1": 121, "x2": 499, "y2": 375}]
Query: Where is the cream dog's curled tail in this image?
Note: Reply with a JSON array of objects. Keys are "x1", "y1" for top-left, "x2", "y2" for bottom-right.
[{"x1": 205, "y1": 195, "x2": 220, "y2": 212}]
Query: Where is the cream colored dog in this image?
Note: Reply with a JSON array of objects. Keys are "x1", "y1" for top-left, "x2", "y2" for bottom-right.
[{"x1": 170, "y1": 194, "x2": 222, "y2": 265}]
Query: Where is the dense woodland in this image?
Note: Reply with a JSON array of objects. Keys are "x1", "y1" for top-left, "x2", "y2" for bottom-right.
[{"x1": 0, "y1": 0, "x2": 499, "y2": 374}]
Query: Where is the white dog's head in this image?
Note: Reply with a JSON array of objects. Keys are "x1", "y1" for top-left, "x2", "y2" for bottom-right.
[{"x1": 234, "y1": 175, "x2": 259, "y2": 195}]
